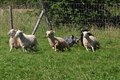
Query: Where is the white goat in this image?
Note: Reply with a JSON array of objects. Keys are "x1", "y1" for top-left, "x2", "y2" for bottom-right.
[
  {"x1": 82, "y1": 31, "x2": 100, "y2": 52},
  {"x1": 46, "y1": 30, "x2": 70, "y2": 52},
  {"x1": 15, "y1": 30, "x2": 38, "y2": 52},
  {"x1": 8, "y1": 29, "x2": 21, "y2": 52}
]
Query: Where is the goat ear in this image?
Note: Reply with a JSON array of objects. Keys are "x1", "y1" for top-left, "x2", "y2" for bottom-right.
[
  {"x1": 46, "y1": 31, "x2": 48, "y2": 33},
  {"x1": 17, "y1": 29, "x2": 20, "y2": 31},
  {"x1": 19, "y1": 30, "x2": 23, "y2": 33},
  {"x1": 51, "y1": 30, "x2": 55, "y2": 33}
]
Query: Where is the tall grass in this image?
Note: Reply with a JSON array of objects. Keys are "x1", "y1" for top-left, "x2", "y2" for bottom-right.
[{"x1": 0, "y1": 9, "x2": 120, "y2": 80}]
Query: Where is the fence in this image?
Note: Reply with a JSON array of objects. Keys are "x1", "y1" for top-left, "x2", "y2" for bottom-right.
[
  {"x1": 44, "y1": 2, "x2": 120, "y2": 28},
  {"x1": 0, "y1": 2, "x2": 120, "y2": 28}
]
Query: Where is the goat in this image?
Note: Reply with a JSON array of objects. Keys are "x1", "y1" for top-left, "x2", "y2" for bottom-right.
[
  {"x1": 81, "y1": 30, "x2": 100, "y2": 52},
  {"x1": 15, "y1": 30, "x2": 38, "y2": 52},
  {"x1": 8, "y1": 29, "x2": 21, "y2": 52},
  {"x1": 46, "y1": 30, "x2": 70, "y2": 52}
]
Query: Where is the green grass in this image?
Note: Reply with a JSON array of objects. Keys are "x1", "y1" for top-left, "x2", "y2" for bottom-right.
[{"x1": 0, "y1": 9, "x2": 120, "y2": 80}]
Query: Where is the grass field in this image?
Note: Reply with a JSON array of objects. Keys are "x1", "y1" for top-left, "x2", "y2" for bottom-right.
[{"x1": 0, "y1": 9, "x2": 120, "y2": 80}]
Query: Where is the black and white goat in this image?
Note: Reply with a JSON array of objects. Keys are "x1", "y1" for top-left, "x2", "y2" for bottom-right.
[{"x1": 80, "y1": 29, "x2": 100, "y2": 52}]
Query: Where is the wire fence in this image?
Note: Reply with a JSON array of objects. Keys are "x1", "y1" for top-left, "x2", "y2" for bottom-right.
[
  {"x1": 44, "y1": 2, "x2": 120, "y2": 28},
  {"x1": 0, "y1": 2, "x2": 120, "y2": 28}
]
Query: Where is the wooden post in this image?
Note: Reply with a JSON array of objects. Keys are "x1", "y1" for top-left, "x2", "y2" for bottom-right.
[
  {"x1": 9, "y1": 6, "x2": 13, "y2": 29},
  {"x1": 32, "y1": 0, "x2": 52, "y2": 35},
  {"x1": 32, "y1": 10, "x2": 44, "y2": 35},
  {"x1": 40, "y1": 0, "x2": 52, "y2": 30}
]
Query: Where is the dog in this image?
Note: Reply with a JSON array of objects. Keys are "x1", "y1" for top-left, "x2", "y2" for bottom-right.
[{"x1": 63, "y1": 35, "x2": 80, "y2": 47}]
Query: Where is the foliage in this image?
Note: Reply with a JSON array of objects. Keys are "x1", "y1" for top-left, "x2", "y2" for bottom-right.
[
  {"x1": 0, "y1": 0, "x2": 119, "y2": 5},
  {"x1": 45, "y1": 2, "x2": 120, "y2": 28}
]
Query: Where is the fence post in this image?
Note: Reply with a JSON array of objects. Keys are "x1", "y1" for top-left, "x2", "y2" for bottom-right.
[
  {"x1": 32, "y1": 10, "x2": 44, "y2": 35},
  {"x1": 9, "y1": 6, "x2": 13, "y2": 29},
  {"x1": 39, "y1": 0, "x2": 52, "y2": 30}
]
